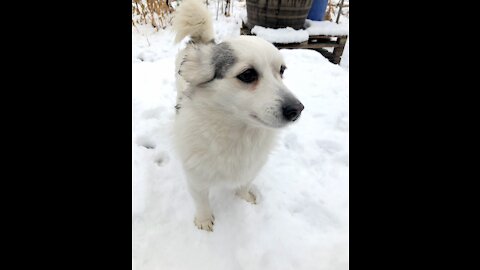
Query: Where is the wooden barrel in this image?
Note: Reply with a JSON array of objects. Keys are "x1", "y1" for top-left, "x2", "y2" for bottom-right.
[{"x1": 246, "y1": 0, "x2": 314, "y2": 30}]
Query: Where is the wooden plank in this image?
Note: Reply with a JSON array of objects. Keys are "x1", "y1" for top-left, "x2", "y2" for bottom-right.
[
  {"x1": 332, "y1": 46, "x2": 344, "y2": 64},
  {"x1": 336, "y1": 36, "x2": 347, "y2": 45},
  {"x1": 308, "y1": 38, "x2": 335, "y2": 44},
  {"x1": 309, "y1": 35, "x2": 347, "y2": 39},
  {"x1": 274, "y1": 43, "x2": 344, "y2": 49}
]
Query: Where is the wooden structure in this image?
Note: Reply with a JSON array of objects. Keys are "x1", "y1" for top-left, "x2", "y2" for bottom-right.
[
  {"x1": 241, "y1": 23, "x2": 347, "y2": 64},
  {"x1": 240, "y1": 0, "x2": 348, "y2": 64}
]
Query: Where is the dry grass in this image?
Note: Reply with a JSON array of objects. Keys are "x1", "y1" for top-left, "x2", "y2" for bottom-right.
[
  {"x1": 132, "y1": 0, "x2": 236, "y2": 30},
  {"x1": 324, "y1": 0, "x2": 334, "y2": 21},
  {"x1": 325, "y1": 0, "x2": 349, "y2": 22},
  {"x1": 132, "y1": 0, "x2": 174, "y2": 30}
]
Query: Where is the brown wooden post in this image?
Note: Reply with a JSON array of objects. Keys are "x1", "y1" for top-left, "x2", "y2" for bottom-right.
[
  {"x1": 336, "y1": 0, "x2": 345, "y2": 24},
  {"x1": 332, "y1": 35, "x2": 347, "y2": 64}
]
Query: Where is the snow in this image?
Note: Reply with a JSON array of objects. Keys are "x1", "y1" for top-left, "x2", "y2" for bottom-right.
[
  {"x1": 305, "y1": 19, "x2": 349, "y2": 36},
  {"x1": 251, "y1": 25, "x2": 309, "y2": 44},
  {"x1": 248, "y1": 20, "x2": 348, "y2": 44},
  {"x1": 133, "y1": 2, "x2": 349, "y2": 270}
]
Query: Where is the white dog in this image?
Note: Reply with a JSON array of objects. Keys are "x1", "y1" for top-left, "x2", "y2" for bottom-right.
[{"x1": 172, "y1": 0, "x2": 304, "y2": 231}]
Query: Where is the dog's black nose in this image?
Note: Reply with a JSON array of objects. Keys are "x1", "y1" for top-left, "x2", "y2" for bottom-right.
[{"x1": 282, "y1": 102, "x2": 304, "y2": 122}]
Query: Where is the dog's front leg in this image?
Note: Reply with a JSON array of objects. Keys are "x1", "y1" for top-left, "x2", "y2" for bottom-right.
[
  {"x1": 187, "y1": 183, "x2": 214, "y2": 231},
  {"x1": 235, "y1": 184, "x2": 257, "y2": 204}
]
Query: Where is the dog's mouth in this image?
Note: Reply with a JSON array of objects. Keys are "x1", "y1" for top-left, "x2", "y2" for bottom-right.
[{"x1": 249, "y1": 114, "x2": 285, "y2": 129}]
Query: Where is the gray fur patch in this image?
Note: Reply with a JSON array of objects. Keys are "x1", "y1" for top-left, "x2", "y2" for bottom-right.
[{"x1": 211, "y1": 42, "x2": 236, "y2": 79}]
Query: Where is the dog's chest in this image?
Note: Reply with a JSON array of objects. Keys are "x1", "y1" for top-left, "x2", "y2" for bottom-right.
[
  {"x1": 208, "y1": 129, "x2": 276, "y2": 183},
  {"x1": 175, "y1": 118, "x2": 277, "y2": 184}
]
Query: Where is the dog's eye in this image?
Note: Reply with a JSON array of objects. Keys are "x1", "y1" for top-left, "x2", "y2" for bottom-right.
[
  {"x1": 237, "y1": 68, "x2": 258, "y2": 83},
  {"x1": 280, "y1": 65, "x2": 286, "y2": 77}
]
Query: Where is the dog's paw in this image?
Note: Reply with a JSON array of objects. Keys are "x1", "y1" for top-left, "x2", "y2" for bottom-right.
[
  {"x1": 236, "y1": 189, "x2": 257, "y2": 204},
  {"x1": 194, "y1": 214, "x2": 215, "y2": 232}
]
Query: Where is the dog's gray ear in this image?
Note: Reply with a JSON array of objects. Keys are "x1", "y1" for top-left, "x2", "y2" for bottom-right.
[{"x1": 178, "y1": 44, "x2": 215, "y2": 86}]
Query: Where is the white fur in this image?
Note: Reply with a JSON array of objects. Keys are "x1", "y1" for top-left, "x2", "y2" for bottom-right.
[
  {"x1": 172, "y1": 0, "x2": 302, "y2": 231},
  {"x1": 172, "y1": 0, "x2": 214, "y2": 44}
]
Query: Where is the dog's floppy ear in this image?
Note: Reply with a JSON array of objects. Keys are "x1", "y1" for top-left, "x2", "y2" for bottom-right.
[{"x1": 178, "y1": 44, "x2": 215, "y2": 86}]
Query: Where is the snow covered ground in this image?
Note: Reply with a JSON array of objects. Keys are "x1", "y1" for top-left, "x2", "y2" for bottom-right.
[{"x1": 133, "y1": 1, "x2": 349, "y2": 269}]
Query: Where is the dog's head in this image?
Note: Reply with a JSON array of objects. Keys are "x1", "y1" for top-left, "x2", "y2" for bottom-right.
[{"x1": 178, "y1": 36, "x2": 304, "y2": 129}]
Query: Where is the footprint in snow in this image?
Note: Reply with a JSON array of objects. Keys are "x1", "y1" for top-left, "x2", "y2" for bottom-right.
[
  {"x1": 284, "y1": 133, "x2": 302, "y2": 150},
  {"x1": 155, "y1": 152, "x2": 170, "y2": 166},
  {"x1": 136, "y1": 136, "x2": 156, "y2": 150},
  {"x1": 316, "y1": 140, "x2": 343, "y2": 154}
]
